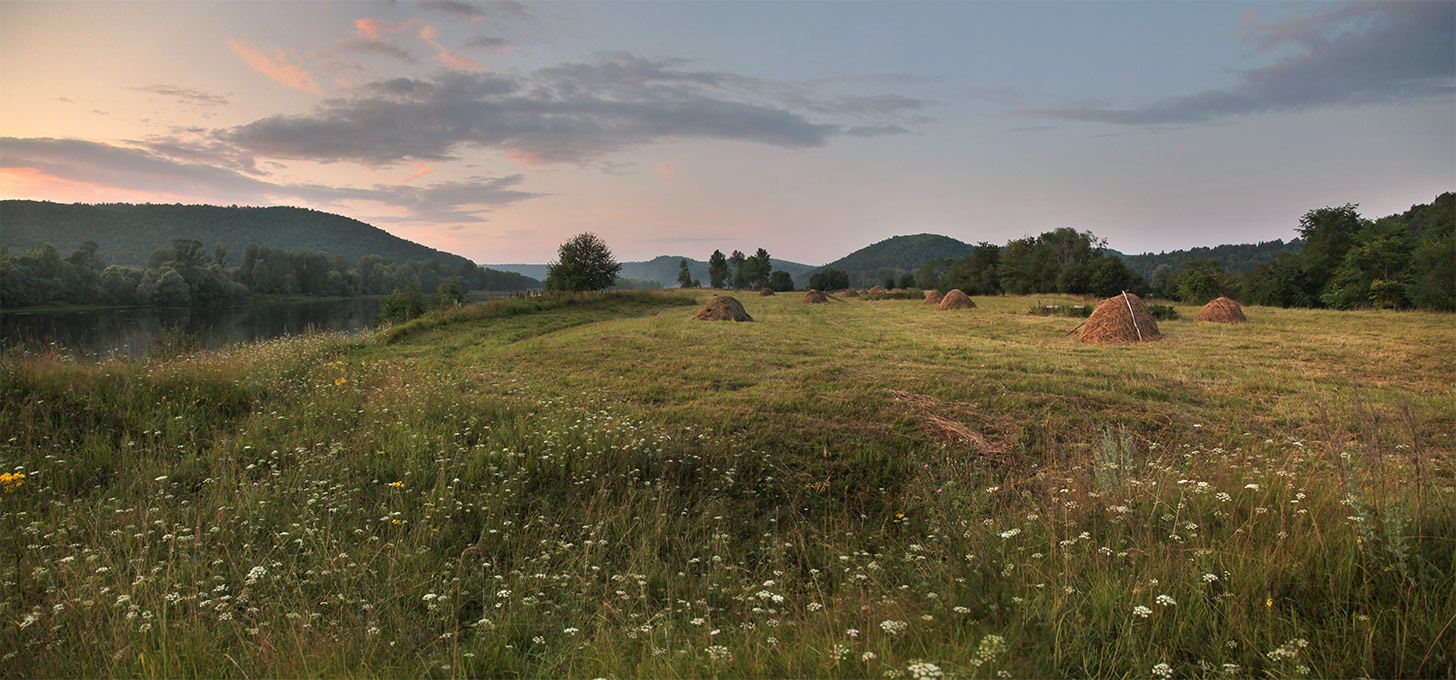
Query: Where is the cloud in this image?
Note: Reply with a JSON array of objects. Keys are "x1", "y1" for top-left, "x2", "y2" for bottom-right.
[
  {"x1": 655, "y1": 158, "x2": 680, "y2": 178},
  {"x1": 1022, "y1": 2, "x2": 1454, "y2": 125},
  {"x1": 0, "y1": 137, "x2": 540, "y2": 223},
  {"x1": 224, "y1": 54, "x2": 841, "y2": 165},
  {"x1": 131, "y1": 85, "x2": 231, "y2": 109},
  {"x1": 420, "y1": 0, "x2": 486, "y2": 21},
  {"x1": 339, "y1": 38, "x2": 418, "y2": 63},
  {"x1": 420, "y1": 24, "x2": 487, "y2": 70},
  {"x1": 463, "y1": 35, "x2": 511, "y2": 51},
  {"x1": 226, "y1": 39, "x2": 322, "y2": 94},
  {"x1": 399, "y1": 163, "x2": 434, "y2": 183},
  {"x1": 354, "y1": 18, "x2": 419, "y2": 41},
  {"x1": 844, "y1": 125, "x2": 911, "y2": 138}
]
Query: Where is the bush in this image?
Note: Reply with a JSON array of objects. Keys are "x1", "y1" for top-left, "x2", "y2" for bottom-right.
[{"x1": 378, "y1": 282, "x2": 425, "y2": 324}]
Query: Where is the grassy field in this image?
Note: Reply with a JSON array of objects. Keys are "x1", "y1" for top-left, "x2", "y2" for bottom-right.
[{"x1": 2, "y1": 290, "x2": 1452, "y2": 678}]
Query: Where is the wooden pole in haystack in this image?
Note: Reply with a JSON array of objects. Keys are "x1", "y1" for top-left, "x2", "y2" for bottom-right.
[{"x1": 1121, "y1": 291, "x2": 1143, "y2": 342}]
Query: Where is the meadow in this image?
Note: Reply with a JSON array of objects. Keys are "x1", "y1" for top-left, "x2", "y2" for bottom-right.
[{"x1": 1, "y1": 290, "x2": 1452, "y2": 678}]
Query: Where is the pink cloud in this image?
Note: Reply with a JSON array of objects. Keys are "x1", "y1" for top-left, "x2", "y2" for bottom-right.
[
  {"x1": 0, "y1": 166, "x2": 174, "y2": 202},
  {"x1": 655, "y1": 158, "x2": 681, "y2": 178},
  {"x1": 355, "y1": 17, "x2": 419, "y2": 41},
  {"x1": 226, "y1": 39, "x2": 322, "y2": 94},
  {"x1": 398, "y1": 163, "x2": 434, "y2": 183},
  {"x1": 420, "y1": 25, "x2": 486, "y2": 70},
  {"x1": 507, "y1": 148, "x2": 551, "y2": 166}
]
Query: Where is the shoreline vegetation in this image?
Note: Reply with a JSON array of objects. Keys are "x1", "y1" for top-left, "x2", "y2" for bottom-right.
[{"x1": 1, "y1": 290, "x2": 1451, "y2": 678}]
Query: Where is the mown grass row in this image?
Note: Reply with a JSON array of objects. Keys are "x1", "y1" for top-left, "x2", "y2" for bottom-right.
[{"x1": 1, "y1": 290, "x2": 1451, "y2": 678}]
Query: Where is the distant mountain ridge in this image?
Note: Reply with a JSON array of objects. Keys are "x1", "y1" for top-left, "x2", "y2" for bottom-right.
[{"x1": 0, "y1": 200, "x2": 495, "y2": 273}]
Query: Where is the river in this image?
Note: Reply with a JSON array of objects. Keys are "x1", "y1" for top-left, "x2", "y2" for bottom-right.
[{"x1": 0, "y1": 297, "x2": 384, "y2": 359}]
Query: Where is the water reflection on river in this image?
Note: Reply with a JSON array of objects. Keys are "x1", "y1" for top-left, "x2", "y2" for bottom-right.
[{"x1": 0, "y1": 297, "x2": 384, "y2": 359}]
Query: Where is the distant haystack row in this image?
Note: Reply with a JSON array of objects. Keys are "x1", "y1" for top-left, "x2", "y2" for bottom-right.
[
  {"x1": 694, "y1": 296, "x2": 752, "y2": 321},
  {"x1": 1197, "y1": 296, "x2": 1247, "y2": 323},
  {"x1": 1076, "y1": 292, "x2": 1161, "y2": 344}
]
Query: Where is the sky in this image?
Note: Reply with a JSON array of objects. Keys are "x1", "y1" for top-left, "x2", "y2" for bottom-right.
[{"x1": 1, "y1": 1, "x2": 1452, "y2": 265}]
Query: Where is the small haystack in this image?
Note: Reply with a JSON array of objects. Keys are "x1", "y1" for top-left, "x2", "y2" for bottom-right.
[
  {"x1": 868, "y1": 285, "x2": 886, "y2": 296},
  {"x1": 842, "y1": 289, "x2": 861, "y2": 298},
  {"x1": 1076, "y1": 292, "x2": 1162, "y2": 344},
  {"x1": 693, "y1": 295, "x2": 752, "y2": 322},
  {"x1": 803, "y1": 289, "x2": 829, "y2": 304},
  {"x1": 759, "y1": 288, "x2": 776, "y2": 296},
  {"x1": 922, "y1": 290, "x2": 944, "y2": 305},
  {"x1": 889, "y1": 288, "x2": 906, "y2": 295},
  {"x1": 1197, "y1": 296, "x2": 1247, "y2": 323},
  {"x1": 937, "y1": 289, "x2": 977, "y2": 310}
]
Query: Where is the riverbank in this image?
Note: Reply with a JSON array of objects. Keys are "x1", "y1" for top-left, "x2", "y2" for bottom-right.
[{"x1": 1, "y1": 290, "x2": 1451, "y2": 677}]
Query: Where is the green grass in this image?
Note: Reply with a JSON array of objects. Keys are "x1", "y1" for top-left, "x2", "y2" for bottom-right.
[{"x1": 2, "y1": 290, "x2": 1452, "y2": 678}]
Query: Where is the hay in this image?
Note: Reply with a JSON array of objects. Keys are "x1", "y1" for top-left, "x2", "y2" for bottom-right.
[
  {"x1": 868, "y1": 285, "x2": 886, "y2": 296},
  {"x1": 693, "y1": 295, "x2": 752, "y2": 322},
  {"x1": 1197, "y1": 296, "x2": 1247, "y2": 323},
  {"x1": 889, "y1": 288, "x2": 906, "y2": 294},
  {"x1": 937, "y1": 289, "x2": 977, "y2": 310},
  {"x1": 922, "y1": 290, "x2": 944, "y2": 305},
  {"x1": 802, "y1": 289, "x2": 829, "y2": 304},
  {"x1": 1076, "y1": 292, "x2": 1162, "y2": 344},
  {"x1": 759, "y1": 288, "x2": 775, "y2": 296},
  {"x1": 842, "y1": 289, "x2": 860, "y2": 298}
]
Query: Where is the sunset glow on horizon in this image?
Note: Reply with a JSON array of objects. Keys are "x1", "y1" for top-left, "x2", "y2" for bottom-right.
[{"x1": 2, "y1": 0, "x2": 1452, "y2": 264}]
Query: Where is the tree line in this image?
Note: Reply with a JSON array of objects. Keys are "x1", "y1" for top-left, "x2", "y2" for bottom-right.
[
  {"x1": 0, "y1": 238, "x2": 538, "y2": 308},
  {"x1": 810, "y1": 193, "x2": 1452, "y2": 311},
  {"x1": 700, "y1": 248, "x2": 794, "y2": 291},
  {"x1": 1152, "y1": 198, "x2": 1453, "y2": 310}
]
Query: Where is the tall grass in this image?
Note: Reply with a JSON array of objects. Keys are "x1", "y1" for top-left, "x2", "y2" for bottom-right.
[{"x1": 1, "y1": 291, "x2": 1451, "y2": 678}]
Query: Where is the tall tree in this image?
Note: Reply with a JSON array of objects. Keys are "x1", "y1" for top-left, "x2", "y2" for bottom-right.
[
  {"x1": 707, "y1": 249, "x2": 729, "y2": 289},
  {"x1": 546, "y1": 232, "x2": 621, "y2": 292},
  {"x1": 729, "y1": 250, "x2": 747, "y2": 289},
  {"x1": 748, "y1": 248, "x2": 772, "y2": 289},
  {"x1": 1297, "y1": 204, "x2": 1364, "y2": 303},
  {"x1": 677, "y1": 258, "x2": 693, "y2": 288}
]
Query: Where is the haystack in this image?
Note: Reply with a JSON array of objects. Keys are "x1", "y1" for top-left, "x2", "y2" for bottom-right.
[
  {"x1": 759, "y1": 288, "x2": 775, "y2": 296},
  {"x1": 889, "y1": 288, "x2": 906, "y2": 295},
  {"x1": 802, "y1": 289, "x2": 829, "y2": 304},
  {"x1": 1197, "y1": 296, "x2": 1247, "y2": 323},
  {"x1": 842, "y1": 289, "x2": 860, "y2": 298},
  {"x1": 868, "y1": 285, "x2": 886, "y2": 296},
  {"x1": 693, "y1": 295, "x2": 752, "y2": 322},
  {"x1": 1076, "y1": 292, "x2": 1162, "y2": 344},
  {"x1": 937, "y1": 289, "x2": 977, "y2": 310},
  {"x1": 922, "y1": 290, "x2": 944, "y2": 305}
]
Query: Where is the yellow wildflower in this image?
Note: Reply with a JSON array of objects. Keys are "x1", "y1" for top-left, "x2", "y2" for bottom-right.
[{"x1": 0, "y1": 472, "x2": 24, "y2": 492}]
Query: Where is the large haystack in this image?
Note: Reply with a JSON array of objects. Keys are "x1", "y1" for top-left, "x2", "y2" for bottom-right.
[
  {"x1": 693, "y1": 295, "x2": 752, "y2": 322},
  {"x1": 922, "y1": 290, "x2": 944, "y2": 305},
  {"x1": 1076, "y1": 292, "x2": 1162, "y2": 344},
  {"x1": 842, "y1": 289, "x2": 860, "y2": 298},
  {"x1": 759, "y1": 288, "x2": 776, "y2": 296},
  {"x1": 1197, "y1": 296, "x2": 1247, "y2": 323},
  {"x1": 803, "y1": 289, "x2": 829, "y2": 304},
  {"x1": 938, "y1": 289, "x2": 977, "y2": 310},
  {"x1": 868, "y1": 285, "x2": 886, "y2": 296}
]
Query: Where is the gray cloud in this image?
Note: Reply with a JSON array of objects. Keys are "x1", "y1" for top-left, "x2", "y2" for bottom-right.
[
  {"x1": 132, "y1": 85, "x2": 232, "y2": 109},
  {"x1": 421, "y1": 0, "x2": 535, "y2": 24},
  {"x1": 1022, "y1": 2, "x2": 1455, "y2": 125},
  {"x1": 338, "y1": 38, "x2": 418, "y2": 63},
  {"x1": 0, "y1": 136, "x2": 539, "y2": 222},
  {"x1": 844, "y1": 125, "x2": 911, "y2": 138},
  {"x1": 224, "y1": 54, "x2": 842, "y2": 165},
  {"x1": 463, "y1": 35, "x2": 511, "y2": 51}
]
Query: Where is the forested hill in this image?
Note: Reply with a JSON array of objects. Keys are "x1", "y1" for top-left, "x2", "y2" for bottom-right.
[
  {"x1": 1117, "y1": 239, "x2": 1304, "y2": 282},
  {"x1": 806, "y1": 233, "x2": 977, "y2": 286},
  {"x1": 0, "y1": 200, "x2": 476, "y2": 269}
]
